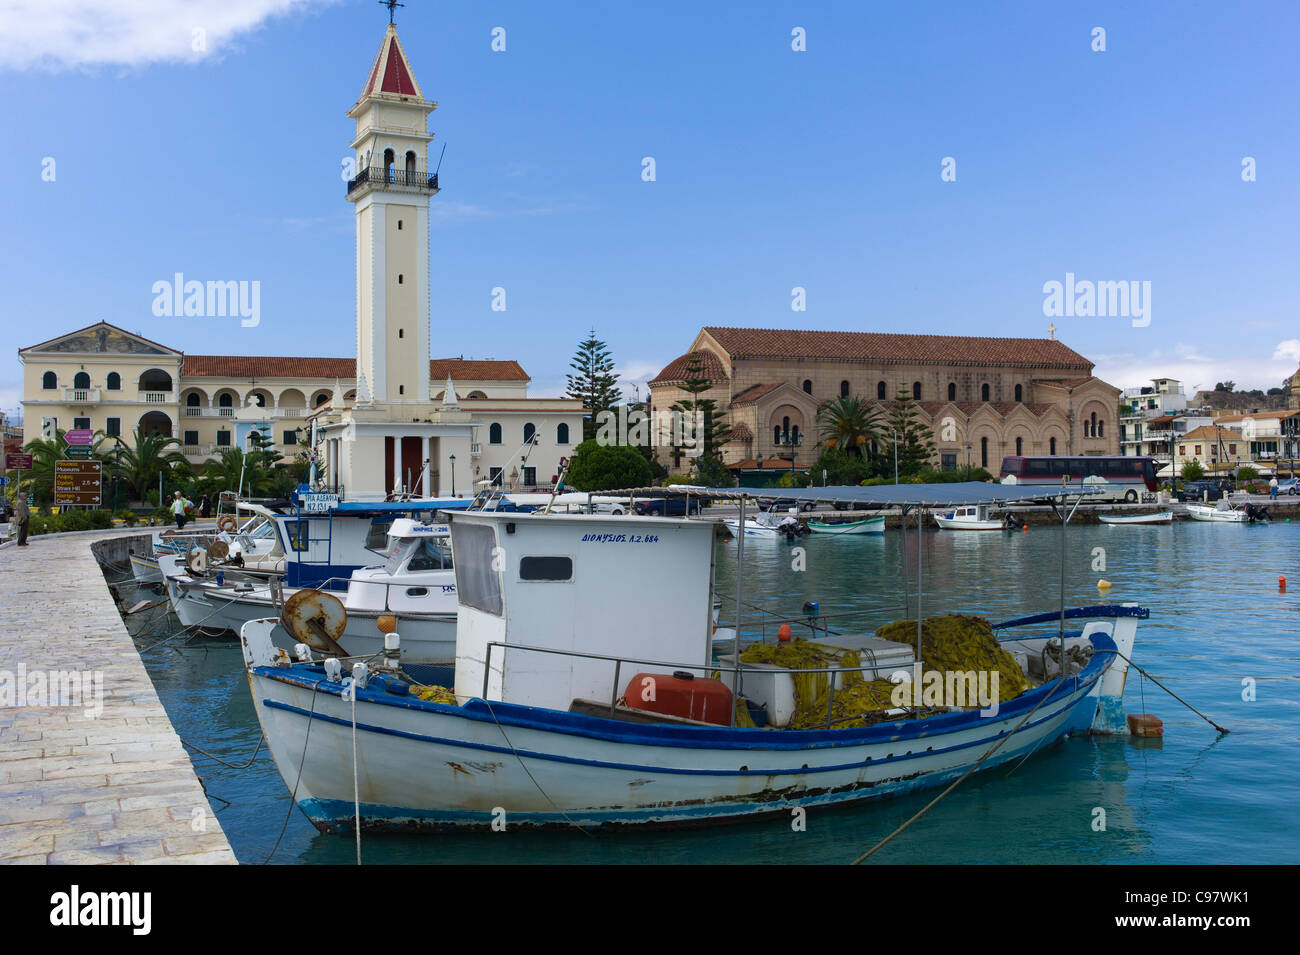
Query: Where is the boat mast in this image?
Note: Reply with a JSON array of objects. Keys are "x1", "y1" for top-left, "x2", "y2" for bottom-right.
[{"x1": 733, "y1": 493, "x2": 746, "y2": 726}]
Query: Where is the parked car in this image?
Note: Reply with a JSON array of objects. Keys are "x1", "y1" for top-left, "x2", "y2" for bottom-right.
[
  {"x1": 1176, "y1": 480, "x2": 1225, "y2": 503},
  {"x1": 633, "y1": 498, "x2": 701, "y2": 517},
  {"x1": 0, "y1": 496, "x2": 12, "y2": 522},
  {"x1": 758, "y1": 497, "x2": 818, "y2": 512},
  {"x1": 1276, "y1": 478, "x2": 1299, "y2": 496}
]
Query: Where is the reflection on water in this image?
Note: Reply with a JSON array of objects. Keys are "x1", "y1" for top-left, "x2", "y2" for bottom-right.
[{"x1": 123, "y1": 519, "x2": 1300, "y2": 864}]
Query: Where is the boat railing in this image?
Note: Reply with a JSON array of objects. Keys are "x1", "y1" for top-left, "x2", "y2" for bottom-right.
[
  {"x1": 481, "y1": 640, "x2": 926, "y2": 729},
  {"x1": 714, "y1": 601, "x2": 908, "y2": 645}
]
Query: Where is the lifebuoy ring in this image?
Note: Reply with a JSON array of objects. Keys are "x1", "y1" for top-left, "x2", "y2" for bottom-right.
[{"x1": 216, "y1": 515, "x2": 238, "y2": 533}]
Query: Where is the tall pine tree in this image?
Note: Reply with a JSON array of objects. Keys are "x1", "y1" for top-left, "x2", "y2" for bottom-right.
[
  {"x1": 565, "y1": 330, "x2": 622, "y2": 442},
  {"x1": 887, "y1": 390, "x2": 936, "y2": 478},
  {"x1": 671, "y1": 354, "x2": 732, "y2": 483}
]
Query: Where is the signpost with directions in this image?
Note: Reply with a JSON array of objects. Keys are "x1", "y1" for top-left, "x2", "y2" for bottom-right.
[{"x1": 55, "y1": 460, "x2": 102, "y2": 507}]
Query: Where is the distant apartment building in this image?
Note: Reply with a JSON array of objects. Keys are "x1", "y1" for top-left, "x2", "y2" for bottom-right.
[
  {"x1": 1119, "y1": 378, "x2": 1188, "y2": 459},
  {"x1": 1171, "y1": 411, "x2": 1300, "y2": 476}
]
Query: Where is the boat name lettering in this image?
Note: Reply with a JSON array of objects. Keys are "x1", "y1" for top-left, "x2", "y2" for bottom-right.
[{"x1": 580, "y1": 533, "x2": 660, "y2": 544}]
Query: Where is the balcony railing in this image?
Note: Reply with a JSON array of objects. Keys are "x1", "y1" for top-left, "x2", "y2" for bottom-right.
[
  {"x1": 471, "y1": 443, "x2": 482, "y2": 457},
  {"x1": 347, "y1": 165, "x2": 440, "y2": 196},
  {"x1": 142, "y1": 391, "x2": 173, "y2": 403},
  {"x1": 62, "y1": 387, "x2": 101, "y2": 403}
]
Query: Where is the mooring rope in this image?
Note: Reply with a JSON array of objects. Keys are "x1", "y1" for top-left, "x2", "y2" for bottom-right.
[
  {"x1": 1108, "y1": 648, "x2": 1229, "y2": 734},
  {"x1": 351, "y1": 686, "x2": 362, "y2": 866},
  {"x1": 181, "y1": 732, "x2": 265, "y2": 769},
  {"x1": 263, "y1": 679, "x2": 323, "y2": 864},
  {"x1": 851, "y1": 674, "x2": 1072, "y2": 865}
]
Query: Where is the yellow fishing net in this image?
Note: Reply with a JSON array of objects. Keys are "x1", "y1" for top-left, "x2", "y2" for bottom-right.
[
  {"x1": 410, "y1": 684, "x2": 458, "y2": 705},
  {"x1": 875, "y1": 613, "x2": 1029, "y2": 707}
]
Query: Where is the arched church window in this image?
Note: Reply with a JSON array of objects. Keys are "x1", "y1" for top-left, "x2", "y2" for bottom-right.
[
  {"x1": 948, "y1": 382, "x2": 956, "y2": 401},
  {"x1": 489, "y1": 423, "x2": 502, "y2": 445},
  {"x1": 877, "y1": 381, "x2": 886, "y2": 400},
  {"x1": 384, "y1": 148, "x2": 395, "y2": 182},
  {"x1": 405, "y1": 151, "x2": 417, "y2": 181},
  {"x1": 981, "y1": 383, "x2": 991, "y2": 402},
  {"x1": 1014, "y1": 384, "x2": 1023, "y2": 402}
]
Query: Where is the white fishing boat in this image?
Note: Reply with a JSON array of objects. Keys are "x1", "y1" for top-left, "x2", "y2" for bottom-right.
[
  {"x1": 933, "y1": 504, "x2": 1013, "y2": 531},
  {"x1": 723, "y1": 506, "x2": 804, "y2": 539},
  {"x1": 806, "y1": 516, "x2": 885, "y2": 535},
  {"x1": 165, "y1": 519, "x2": 458, "y2": 661},
  {"x1": 1097, "y1": 510, "x2": 1173, "y2": 525},
  {"x1": 1185, "y1": 500, "x2": 1269, "y2": 524},
  {"x1": 129, "y1": 503, "x2": 281, "y2": 582},
  {"x1": 242, "y1": 482, "x2": 1146, "y2": 832}
]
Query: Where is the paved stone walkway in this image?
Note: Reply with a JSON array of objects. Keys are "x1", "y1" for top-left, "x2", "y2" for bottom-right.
[{"x1": 0, "y1": 531, "x2": 237, "y2": 864}]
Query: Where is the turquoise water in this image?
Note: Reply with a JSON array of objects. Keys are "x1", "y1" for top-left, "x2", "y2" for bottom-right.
[{"x1": 123, "y1": 520, "x2": 1300, "y2": 864}]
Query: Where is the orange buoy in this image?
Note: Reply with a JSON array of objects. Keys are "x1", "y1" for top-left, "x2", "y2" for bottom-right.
[
  {"x1": 777, "y1": 623, "x2": 792, "y2": 644},
  {"x1": 1280, "y1": 576, "x2": 1287, "y2": 592},
  {"x1": 1127, "y1": 713, "x2": 1164, "y2": 737}
]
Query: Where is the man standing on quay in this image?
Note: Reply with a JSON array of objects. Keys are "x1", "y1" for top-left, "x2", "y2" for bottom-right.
[{"x1": 171, "y1": 490, "x2": 192, "y2": 530}]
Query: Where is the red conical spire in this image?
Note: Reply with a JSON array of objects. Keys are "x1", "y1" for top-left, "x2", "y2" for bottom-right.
[{"x1": 359, "y1": 24, "x2": 422, "y2": 99}]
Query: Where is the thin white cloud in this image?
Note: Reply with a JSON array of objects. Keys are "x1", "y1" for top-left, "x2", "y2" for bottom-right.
[
  {"x1": 1093, "y1": 343, "x2": 1296, "y2": 394},
  {"x1": 1272, "y1": 339, "x2": 1300, "y2": 363},
  {"x1": 0, "y1": 0, "x2": 333, "y2": 71}
]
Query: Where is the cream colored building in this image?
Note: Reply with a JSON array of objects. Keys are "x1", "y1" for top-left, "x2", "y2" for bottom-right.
[
  {"x1": 649, "y1": 326, "x2": 1120, "y2": 472},
  {"x1": 18, "y1": 24, "x2": 584, "y2": 497}
]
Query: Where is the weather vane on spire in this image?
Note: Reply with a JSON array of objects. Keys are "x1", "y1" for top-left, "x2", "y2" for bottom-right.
[{"x1": 380, "y1": 0, "x2": 404, "y2": 25}]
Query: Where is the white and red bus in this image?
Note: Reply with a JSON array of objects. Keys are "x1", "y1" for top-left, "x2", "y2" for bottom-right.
[{"x1": 1000, "y1": 456, "x2": 1158, "y2": 502}]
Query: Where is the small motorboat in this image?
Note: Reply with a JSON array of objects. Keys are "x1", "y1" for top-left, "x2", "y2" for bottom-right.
[
  {"x1": 1098, "y1": 510, "x2": 1173, "y2": 525},
  {"x1": 806, "y1": 516, "x2": 885, "y2": 535},
  {"x1": 933, "y1": 504, "x2": 1016, "y2": 531},
  {"x1": 1185, "y1": 501, "x2": 1269, "y2": 524},
  {"x1": 723, "y1": 506, "x2": 807, "y2": 540}
]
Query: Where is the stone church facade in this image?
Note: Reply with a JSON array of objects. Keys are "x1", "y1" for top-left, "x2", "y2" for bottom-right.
[{"x1": 648, "y1": 326, "x2": 1121, "y2": 473}]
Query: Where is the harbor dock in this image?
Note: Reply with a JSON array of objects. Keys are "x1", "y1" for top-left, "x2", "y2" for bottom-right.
[{"x1": 0, "y1": 530, "x2": 236, "y2": 864}]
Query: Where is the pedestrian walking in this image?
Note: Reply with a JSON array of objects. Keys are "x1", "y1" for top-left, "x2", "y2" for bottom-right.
[
  {"x1": 14, "y1": 495, "x2": 30, "y2": 546},
  {"x1": 171, "y1": 490, "x2": 193, "y2": 530},
  {"x1": 199, "y1": 495, "x2": 211, "y2": 519}
]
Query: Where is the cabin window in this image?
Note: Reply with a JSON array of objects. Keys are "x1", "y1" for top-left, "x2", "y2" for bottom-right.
[
  {"x1": 519, "y1": 556, "x2": 573, "y2": 582},
  {"x1": 42, "y1": 371, "x2": 57, "y2": 390},
  {"x1": 366, "y1": 520, "x2": 394, "y2": 550},
  {"x1": 409, "y1": 538, "x2": 453, "y2": 571},
  {"x1": 284, "y1": 520, "x2": 310, "y2": 552},
  {"x1": 452, "y1": 523, "x2": 503, "y2": 615},
  {"x1": 406, "y1": 587, "x2": 428, "y2": 597}
]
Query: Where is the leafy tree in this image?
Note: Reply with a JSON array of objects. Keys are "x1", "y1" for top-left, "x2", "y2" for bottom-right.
[
  {"x1": 693, "y1": 452, "x2": 735, "y2": 488},
  {"x1": 110, "y1": 428, "x2": 191, "y2": 504},
  {"x1": 886, "y1": 391, "x2": 936, "y2": 478},
  {"x1": 566, "y1": 439, "x2": 653, "y2": 492},
  {"x1": 670, "y1": 353, "x2": 730, "y2": 471},
  {"x1": 1181, "y1": 459, "x2": 1206, "y2": 481},
  {"x1": 565, "y1": 330, "x2": 622, "y2": 442},
  {"x1": 816, "y1": 395, "x2": 884, "y2": 459},
  {"x1": 1236, "y1": 465, "x2": 1260, "y2": 482},
  {"x1": 809, "y1": 446, "x2": 876, "y2": 486}
]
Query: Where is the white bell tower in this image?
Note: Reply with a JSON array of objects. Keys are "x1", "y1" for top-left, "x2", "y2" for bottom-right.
[{"x1": 346, "y1": 22, "x2": 438, "y2": 407}]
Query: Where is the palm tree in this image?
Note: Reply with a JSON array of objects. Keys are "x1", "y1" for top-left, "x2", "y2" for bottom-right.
[
  {"x1": 112, "y1": 428, "x2": 191, "y2": 504},
  {"x1": 817, "y1": 395, "x2": 884, "y2": 459}
]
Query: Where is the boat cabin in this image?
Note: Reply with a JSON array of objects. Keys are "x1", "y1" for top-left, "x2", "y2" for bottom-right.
[{"x1": 448, "y1": 511, "x2": 716, "y2": 710}]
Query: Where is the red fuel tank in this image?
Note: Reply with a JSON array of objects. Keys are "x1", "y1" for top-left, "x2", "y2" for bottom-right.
[{"x1": 623, "y1": 671, "x2": 733, "y2": 726}]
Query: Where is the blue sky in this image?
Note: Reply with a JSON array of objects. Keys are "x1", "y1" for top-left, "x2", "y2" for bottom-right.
[{"x1": 2, "y1": 0, "x2": 1298, "y2": 420}]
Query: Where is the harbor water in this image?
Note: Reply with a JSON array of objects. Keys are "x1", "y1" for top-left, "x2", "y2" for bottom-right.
[{"x1": 119, "y1": 519, "x2": 1300, "y2": 864}]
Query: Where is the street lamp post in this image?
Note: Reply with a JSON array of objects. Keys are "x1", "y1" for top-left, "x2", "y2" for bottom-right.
[{"x1": 449, "y1": 454, "x2": 456, "y2": 497}]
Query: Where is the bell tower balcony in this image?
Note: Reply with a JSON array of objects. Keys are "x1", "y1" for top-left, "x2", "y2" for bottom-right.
[{"x1": 347, "y1": 165, "x2": 440, "y2": 199}]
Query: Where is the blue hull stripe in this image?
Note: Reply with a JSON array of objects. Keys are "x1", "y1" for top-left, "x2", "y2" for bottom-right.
[{"x1": 259, "y1": 686, "x2": 1093, "y2": 778}]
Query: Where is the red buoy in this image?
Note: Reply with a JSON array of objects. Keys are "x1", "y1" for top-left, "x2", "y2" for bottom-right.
[
  {"x1": 1280, "y1": 576, "x2": 1287, "y2": 592},
  {"x1": 777, "y1": 623, "x2": 793, "y2": 644}
]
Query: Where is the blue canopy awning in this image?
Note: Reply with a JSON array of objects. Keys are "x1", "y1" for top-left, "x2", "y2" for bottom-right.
[{"x1": 605, "y1": 481, "x2": 1094, "y2": 508}]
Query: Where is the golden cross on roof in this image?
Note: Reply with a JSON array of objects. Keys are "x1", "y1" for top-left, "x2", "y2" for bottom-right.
[
  {"x1": 380, "y1": 0, "x2": 405, "y2": 24},
  {"x1": 1048, "y1": 321, "x2": 1056, "y2": 340}
]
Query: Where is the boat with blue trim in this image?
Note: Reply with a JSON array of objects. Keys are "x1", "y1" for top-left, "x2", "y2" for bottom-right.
[{"x1": 241, "y1": 482, "x2": 1146, "y2": 832}]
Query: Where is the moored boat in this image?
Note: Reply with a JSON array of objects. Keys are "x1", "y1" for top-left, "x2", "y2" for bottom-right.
[
  {"x1": 933, "y1": 504, "x2": 1015, "y2": 531},
  {"x1": 806, "y1": 516, "x2": 884, "y2": 535},
  {"x1": 1185, "y1": 501, "x2": 1269, "y2": 524},
  {"x1": 242, "y1": 483, "x2": 1145, "y2": 833},
  {"x1": 1097, "y1": 510, "x2": 1173, "y2": 525}
]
